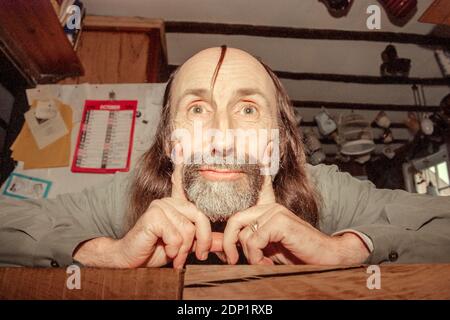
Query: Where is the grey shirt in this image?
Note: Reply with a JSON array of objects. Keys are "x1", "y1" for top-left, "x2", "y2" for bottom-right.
[{"x1": 1, "y1": 164, "x2": 449, "y2": 267}]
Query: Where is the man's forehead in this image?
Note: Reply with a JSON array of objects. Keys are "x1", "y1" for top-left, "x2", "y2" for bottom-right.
[{"x1": 172, "y1": 48, "x2": 277, "y2": 101}]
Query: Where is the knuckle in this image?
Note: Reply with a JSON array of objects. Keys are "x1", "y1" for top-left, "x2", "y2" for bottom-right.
[
  {"x1": 238, "y1": 230, "x2": 248, "y2": 243},
  {"x1": 146, "y1": 203, "x2": 163, "y2": 218},
  {"x1": 173, "y1": 233, "x2": 183, "y2": 247},
  {"x1": 247, "y1": 234, "x2": 259, "y2": 248},
  {"x1": 227, "y1": 215, "x2": 241, "y2": 229},
  {"x1": 184, "y1": 223, "x2": 196, "y2": 236}
]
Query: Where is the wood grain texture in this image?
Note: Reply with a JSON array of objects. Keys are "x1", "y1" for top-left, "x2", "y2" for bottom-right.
[
  {"x1": 66, "y1": 31, "x2": 150, "y2": 84},
  {"x1": 59, "y1": 16, "x2": 167, "y2": 84},
  {"x1": 419, "y1": 0, "x2": 450, "y2": 26},
  {"x1": 0, "y1": 0, "x2": 83, "y2": 83},
  {"x1": 183, "y1": 264, "x2": 450, "y2": 300},
  {"x1": 0, "y1": 268, "x2": 184, "y2": 300},
  {"x1": 84, "y1": 16, "x2": 167, "y2": 65}
]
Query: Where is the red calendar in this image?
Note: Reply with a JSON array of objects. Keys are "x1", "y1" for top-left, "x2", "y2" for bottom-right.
[{"x1": 71, "y1": 100, "x2": 137, "y2": 174}]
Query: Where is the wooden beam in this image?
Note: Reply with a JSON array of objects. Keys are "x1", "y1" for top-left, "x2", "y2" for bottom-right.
[
  {"x1": 293, "y1": 100, "x2": 441, "y2": 112},
  {"x1": 168, "y1": 65, "x2": 450, "y2": 86},
  {"x1": 301, "y1": 121, "x2": 408, "y2": 129},
  {"x1": 319, "y1": 138, "x2": 409, "y2": 145},
  {"x1": 275, "y1": 71, "x2": 450, "y2": 86},
  {"x1": 165, "y1": 21, "x2": 450, "y2": 47}
]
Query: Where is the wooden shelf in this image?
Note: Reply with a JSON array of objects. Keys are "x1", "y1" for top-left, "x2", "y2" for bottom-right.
[{"x1": 0, "y1": 0, "x2": 84, "y2": 85}]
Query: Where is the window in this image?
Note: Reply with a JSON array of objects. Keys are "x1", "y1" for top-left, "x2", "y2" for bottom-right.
[
  {"x1": 414, "y1": 161, "x2": 450, "y2": 196},
  {"x1": 403, "y1": 144, "x2": 449, "y2": 196}
]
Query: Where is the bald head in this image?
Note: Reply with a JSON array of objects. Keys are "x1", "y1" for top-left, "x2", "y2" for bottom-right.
[
  {"x1": 174, "y1": 47, "x2": 274, "y2": 90},
  {"x1": 171, "y1": 47, "x2": 277, "y2": 119}
]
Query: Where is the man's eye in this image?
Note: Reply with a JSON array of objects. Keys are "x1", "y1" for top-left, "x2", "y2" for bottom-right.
[
  {"x1": 241, "y1": 105, "x2": 257, "y2": 116},
  {"x1": 189, "y1": 105, "x2": 204, "y2": 114}
]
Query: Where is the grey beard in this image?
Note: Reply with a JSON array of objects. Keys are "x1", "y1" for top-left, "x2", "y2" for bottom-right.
[{"x1": 182, "y1": 164, "x2": 263, "y2": 222}]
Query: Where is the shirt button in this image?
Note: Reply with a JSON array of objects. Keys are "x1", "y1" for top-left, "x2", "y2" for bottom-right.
[
  {"x1": 50, "y1": 260, "x2": 59, "y2": 268},
  {"x1": 388, "y1": 251, "x2": 398, "y2": 262}
]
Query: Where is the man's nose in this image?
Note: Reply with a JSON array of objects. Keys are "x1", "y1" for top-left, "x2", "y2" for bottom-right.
[{"x1": 209, "y1": 112, "x2": 234, "y2": 158}]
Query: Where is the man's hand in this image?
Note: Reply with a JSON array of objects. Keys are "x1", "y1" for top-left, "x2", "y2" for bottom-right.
[
  {"x1": 74, "y1": 143, "x2": 219, "y2": 269},
  {"x1": 223, "y1": 175, "x2": 370, "y2": 266}
]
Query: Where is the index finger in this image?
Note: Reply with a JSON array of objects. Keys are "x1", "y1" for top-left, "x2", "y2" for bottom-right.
[
  {"x1": 160, "y1": 198, "x2": 212, "y2": 261},
  {"x1": 223, "y1": 205, "x2": 274, "y2": 264},
  {"x1": 256, "y1": 175, "x2": 276, "y2": 205},
  {"x1": 257, "y1": 142, "x2": 276, "y2": 205},
  {"x1": 171, "y1": 142, "x2": 188, "y2": 200}
]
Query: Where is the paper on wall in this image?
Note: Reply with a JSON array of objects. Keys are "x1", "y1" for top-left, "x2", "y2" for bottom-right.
[
  {"x1": 24, "y1": 106, "x2": 69, "y2": 150},
  {"x1": 26, "y1": 85, "x2": 61, "y2": 105}
]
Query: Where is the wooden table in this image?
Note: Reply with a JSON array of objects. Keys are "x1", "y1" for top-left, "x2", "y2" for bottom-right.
[
  {"x1": 1, "y1": 264, "x2": 449, "y2": 300},
  {"x1": 184, "y1": 264, "x2": 450, "y2": 300},
  {"x1": 0, "y1": 267, "x2": 184, "y2": 300}
]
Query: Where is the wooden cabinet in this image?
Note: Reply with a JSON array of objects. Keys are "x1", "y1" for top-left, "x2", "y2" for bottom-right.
[
  {"x1": 59, "y1": 16, "x2": 169, "y2": 84},
  {"x1": 0, "y1": 0, "x2": 84, "y2": 85},
  {"x1": 0, "y1": 3, "x2": 168, "y2": 85}
]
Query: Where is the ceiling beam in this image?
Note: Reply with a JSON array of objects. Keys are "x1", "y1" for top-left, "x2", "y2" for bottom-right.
[
  {"x1": 275, "y1": 71, "x2": 450, "y2": 86},
  {"x1": 301, "y1": 121, "x2": 408, "y2": 129},
  {"x1": 293, "y1": 100, "x2": 441, "y2": 112},
  {"x1": 319, "y1": 138, "x2": 409, "y2": 145},
  {"x1": 168, "y1": 65, "x2": 450, "y2": 86},
  {"x1": 165, "y1": 21, "x2": 450, "y2": 47}
]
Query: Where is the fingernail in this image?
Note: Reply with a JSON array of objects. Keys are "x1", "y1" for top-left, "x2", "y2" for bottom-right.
[{"x1": 201, "y1": 252, "x2": 208, "y2": 260}]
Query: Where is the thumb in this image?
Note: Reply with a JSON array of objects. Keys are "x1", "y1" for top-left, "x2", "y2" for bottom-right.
[{"x1": 171, "y1": 142, "x2": 188, "y2": 200}]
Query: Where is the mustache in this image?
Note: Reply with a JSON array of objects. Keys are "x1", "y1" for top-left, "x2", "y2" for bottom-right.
[
  {"x1": 184, "y1": 163, "x2": 261, "y2": 176},
  {"x1": 182, "y1": 152, "x2": 261, "y2": 166},
  {"x1": 183, "y1": 153, "x2": 262, "y2": 177}
]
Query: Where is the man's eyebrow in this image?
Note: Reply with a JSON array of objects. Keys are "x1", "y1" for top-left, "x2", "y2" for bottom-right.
[
  {"x1": 179, "y1": 88, "x2": 210, "y2": 100},
  {"x1": 177, "y1": 87, "x2": 270, "y2": 106},
  {"x1": 235, "y1": 88, "x2": 270, "y2": 106}
]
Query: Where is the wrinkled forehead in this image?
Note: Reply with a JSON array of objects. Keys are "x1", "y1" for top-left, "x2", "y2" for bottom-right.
[{"x1": 170, "y1": 48, "x2": 277, "y2": 106}]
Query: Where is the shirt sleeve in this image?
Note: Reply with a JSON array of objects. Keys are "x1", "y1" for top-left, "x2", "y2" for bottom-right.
[
  {"x1": 0, "y1": 172, "x2": 130, "y2": 267},
  {"x1": 310, "y1": 164, "x2": 450, "y2": 264},
  {"x1": 331, "y1": 229, "x2": 374, "y2": 252}
]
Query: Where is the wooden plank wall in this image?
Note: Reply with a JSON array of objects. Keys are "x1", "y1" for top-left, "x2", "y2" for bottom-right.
[{"x1": 60, "y1": 16, "x2": 168, "y2": 84}]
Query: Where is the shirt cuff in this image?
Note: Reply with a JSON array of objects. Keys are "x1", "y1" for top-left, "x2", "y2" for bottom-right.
[
  {"x1": 331, "y1": 229, "x2": 374, "y2": 253},
  {"x1": 33, "y1": 228, "x2": 104, "y2": 267}
]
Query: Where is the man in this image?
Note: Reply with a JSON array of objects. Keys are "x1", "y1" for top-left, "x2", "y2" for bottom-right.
[{"x1": 1, "y1": 46, "x2": 449, "y2": 268}]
